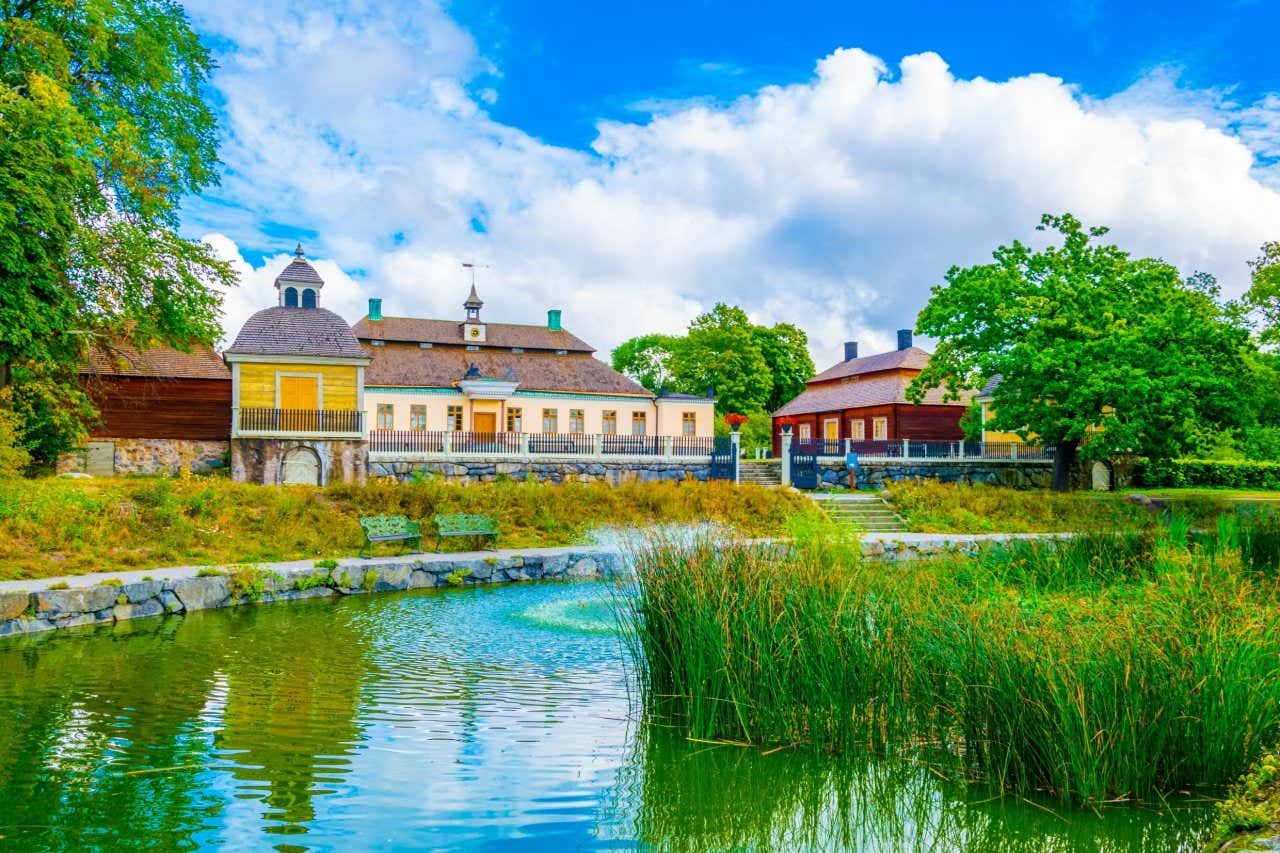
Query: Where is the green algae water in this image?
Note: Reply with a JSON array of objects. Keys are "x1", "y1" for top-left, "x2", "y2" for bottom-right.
[{"x1": 0, "y1": 581, "x2": 1214, "y2": 851}]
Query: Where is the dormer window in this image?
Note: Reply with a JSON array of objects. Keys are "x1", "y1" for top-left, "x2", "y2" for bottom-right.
[{"x1": 284, "y1": 287, "x2": 299, "y2": 308}]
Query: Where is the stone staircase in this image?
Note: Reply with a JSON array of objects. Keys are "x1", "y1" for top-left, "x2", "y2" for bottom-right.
[
  {"x1": 811, "y1": 493, "x2": 907, "y2": 533},
  {"x1": 737, "y1": 461, "x2": 782, "y2": 487}
]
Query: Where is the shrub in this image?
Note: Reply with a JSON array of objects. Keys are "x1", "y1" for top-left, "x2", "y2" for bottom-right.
[
  {"x1": 313, "y1": 558, "x2": 338, "y2": 570},
  {"x1": 1138, "y1": 458, "x2": 1280, "y2": 490},
  {"x1": 47, "y1": 581, "x2": 69, "y2": 590}
]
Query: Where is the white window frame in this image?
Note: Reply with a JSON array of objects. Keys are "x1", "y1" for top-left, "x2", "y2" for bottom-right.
[{"x1": 872, "y1": 417, "x2": 888, "y2": 441}]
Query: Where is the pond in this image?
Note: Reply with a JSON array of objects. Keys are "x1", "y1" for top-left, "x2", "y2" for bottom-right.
[{"x1": 0, "y1": 581, "x2": 1214, "y2": 851}]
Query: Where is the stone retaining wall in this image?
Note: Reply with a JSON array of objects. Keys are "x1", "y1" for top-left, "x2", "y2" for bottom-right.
[
  {"x1": 58, "y1": 438, "x2": 229, "y2": 476},
  {"x1": 370, "y1": 454, "x2": 712, "y2": 484},
  {"x1": 818, "y1": 458, "x2": 1053, "y2": 489},
  {"x1": 0, "y1": 550, "x2": 621, "y2": 639}
]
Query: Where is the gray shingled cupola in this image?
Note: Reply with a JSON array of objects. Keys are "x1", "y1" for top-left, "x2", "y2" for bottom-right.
[
  {"x1": 464, "y1": 284, "x2": 483, "y2": 322},
  {"x1": 276, "y1": 244, "x2": 325, "y2": 309}
]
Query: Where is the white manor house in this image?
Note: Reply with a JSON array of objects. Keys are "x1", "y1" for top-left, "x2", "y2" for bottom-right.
[{"x1": 355, "y1": 286, "x2": 715, "y2": 451}]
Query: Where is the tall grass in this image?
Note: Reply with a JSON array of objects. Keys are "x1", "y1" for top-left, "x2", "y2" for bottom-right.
[
  {"x1": 624, "y1": 515, "x2": 1280, "y2": 807},
  {"x1": 0, "y1": 475, "x2": 815, "y2": 580}
]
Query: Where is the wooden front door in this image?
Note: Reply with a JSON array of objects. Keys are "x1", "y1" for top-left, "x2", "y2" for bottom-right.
[
  {"x1": 472, "y1": 412, "x2": 497, "y2": 434},
  {"x1": 280, "y1": 375, "x2": 319, "y2": 411},
  {"x1": 279, "y1": 376, "x2": 319, "y2": 431}
]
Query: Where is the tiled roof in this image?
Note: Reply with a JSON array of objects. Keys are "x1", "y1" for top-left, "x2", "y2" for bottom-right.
[
  {"x1": 363, "y1": 342, "x2": 651, "y2": 396},
  {"x1": 809, "y1": 346, "x2": 932, "y2": 383},
  {"x1": 658, "y1": 391, "x2": 714, "y2": 402},
  {"x1": 979, "y1": 374, "x2": 1002, "y2": 396},
  {"x1": 226, "y1": 307, "x2": 367, "y2": 359},
  {"x1": 353, "y1": 316, "x2": 595, "y2": 353},
  {"x1": 276, "y1": 258, "x2": 324, "y2": 285},
  {"x1": 84, "y1": 341, "x2": 229, "y2": 381},
  {"x1": 773, "y1": 374, "x2": 972, "y2": 417}
]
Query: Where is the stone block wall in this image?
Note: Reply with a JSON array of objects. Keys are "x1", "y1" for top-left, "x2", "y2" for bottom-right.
[
  {"x1": 58, "y1": 438, "x2": 229, "y2": 476},
  {"x1": 0, "y1": 549, "x2": 622, "y2": 638},
  {"x1": 369, "y1": 454, "x2": 712, "y2": 485},
  {"x1": 817, "y1": 458, "x2": 1053, "y2": 490},
  {"x1": 232, "y1": 438, "x2": 367, "y2": 486}
]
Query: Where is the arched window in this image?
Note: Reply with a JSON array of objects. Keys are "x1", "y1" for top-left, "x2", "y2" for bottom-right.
[
  {"x1": 284, "y1": 287, "x2": 299, "y2": 307},
  {"x1": 301, "y1": 288, "x2": 317, "y2": 308}
]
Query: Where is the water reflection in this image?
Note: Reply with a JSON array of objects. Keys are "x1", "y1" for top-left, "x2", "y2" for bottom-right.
[
  {"x1": 0, "y1": 581, "x2": 1214, "y2": 851},
  {"x1": 623, "y1": 726, "x2": 1211, "y2": 851}
]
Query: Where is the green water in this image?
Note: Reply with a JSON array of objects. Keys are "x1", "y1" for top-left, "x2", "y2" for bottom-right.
[{"x1": 0, "y1": 581, "x2": 1214, "y2": 851}]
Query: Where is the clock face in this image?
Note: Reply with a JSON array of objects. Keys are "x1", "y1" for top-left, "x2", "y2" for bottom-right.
[{"x1": 469, "y1": 327, "x2": 480, "y2": 338}]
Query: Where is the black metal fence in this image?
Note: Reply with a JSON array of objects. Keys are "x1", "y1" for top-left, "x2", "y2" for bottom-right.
[
  {"x1": 237, "y1": 408, "x2": 364, "y2": 434},
  {"x1": 367, "y1": 430, "x2": 718, "y2": 457}
]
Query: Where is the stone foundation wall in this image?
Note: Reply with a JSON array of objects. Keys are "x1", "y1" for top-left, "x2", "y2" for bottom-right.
[
  {"x1": 369, "y1": 454, "x2": 712, "y2": 484},
  {"x1": 0, "y1": 549, "x2": 621, "y2": 638},
  {"x1": 817, "y1": 458, "x2": 1053, "y2": 490},
  {"x1": 232, "y1": 438, "x2": 367, "y2": 486},
  {"x1": 58, "y1": 438, "x2": 229, "y2": 476}
]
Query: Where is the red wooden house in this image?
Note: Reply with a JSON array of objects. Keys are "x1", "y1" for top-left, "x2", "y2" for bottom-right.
[
  {"x1": 67, "y1": 341, "x2": 232, "y2": 475},
  {"x1": 771, "y1": 331, "x2": 971, "y2": 455}
]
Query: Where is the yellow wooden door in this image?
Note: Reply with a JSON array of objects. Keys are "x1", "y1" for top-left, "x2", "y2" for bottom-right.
[
  {"x1": 280, "y1": 376, "x2": 319, "y2": 411},
  {"x1": 279, "y1": 375, "x2": 319, "y2": 431},
  {"x1": 472, "y1": 412, "x2": 496, "y2": 435}
]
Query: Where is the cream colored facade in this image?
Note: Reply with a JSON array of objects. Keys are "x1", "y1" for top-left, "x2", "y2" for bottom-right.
[{"x1": 364, "y1": 388, "x2": 715, "y2": 437}]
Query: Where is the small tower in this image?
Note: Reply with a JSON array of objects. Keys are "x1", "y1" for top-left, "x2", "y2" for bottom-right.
[
  {"x1": 464, "y1": 284, "x2": 483, "y2": 322},
  {"x1": 462, "y1": 284, "x2": 486, "y2": 343},
  {"x1": 276, "y1": 243, "x2": 325, "y2": 309}
]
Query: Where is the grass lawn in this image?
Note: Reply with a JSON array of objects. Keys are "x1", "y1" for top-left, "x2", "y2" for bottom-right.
[
  {"x1": 885, "y1": 480, "x2": 1157, "y2": 533},
  {"x1": 0, "y1": 475, "x2": 816, "y2": 581}
]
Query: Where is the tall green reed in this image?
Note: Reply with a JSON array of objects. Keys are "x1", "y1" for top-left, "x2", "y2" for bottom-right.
[{"x1": 623, "y1": 516, "x2": 1280, "y2": 807}]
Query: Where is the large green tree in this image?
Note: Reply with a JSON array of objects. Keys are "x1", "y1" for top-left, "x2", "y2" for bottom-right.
[
  {"x1": 673, "y1": 305, "x2": 773, "y2": 414},
  {"x1": 1245, "y1": 241, "x2": 1280, "y2": 344},
  {"x1": 609, "y1": 334, "x2": 683, "y2": 394},
  {"x1": 1, "y1": 0, "x2": 235, "y2": 468},
  {"x1": 611, "y1": 305, "x2": 814, "y2": 417},
  {"x1": 753, "y1": 321, "x2": 814, "y2": 412},
  {"x1": 908, "y1": 214, "x2": 1252, "y2": 490}
]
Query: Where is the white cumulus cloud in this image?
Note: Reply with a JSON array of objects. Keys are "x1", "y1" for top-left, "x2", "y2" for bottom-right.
[{"x1": 182, "y1": 1, "x2": 1280, "y2": 368}]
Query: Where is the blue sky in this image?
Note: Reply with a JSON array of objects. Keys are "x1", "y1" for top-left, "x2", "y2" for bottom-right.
[
  {"x1": 454, "y1": 0, "x2": 1279, "y2": 149},
  {"x1": 183, "y1": 0, "x2": 1280, "y2": 364}
]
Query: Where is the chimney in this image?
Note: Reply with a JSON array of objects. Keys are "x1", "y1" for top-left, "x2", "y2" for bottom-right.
[
  {"x1": 897, "y1": 329, "x2": 913, "y2": 351},
  {"x1": 843, "y1": 341, "x2": 858, "y2": 361},
  {"x1": 547, "y1": 309, "x2": 562, "y2": 331},
  {"x1": 368, "y1": 297, "x2": 382, "y2": 322}
]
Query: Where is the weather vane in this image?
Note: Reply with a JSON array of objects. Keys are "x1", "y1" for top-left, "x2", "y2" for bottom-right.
[{"x1": 461, "y1": 262, "x2": 490, "y2": 287}]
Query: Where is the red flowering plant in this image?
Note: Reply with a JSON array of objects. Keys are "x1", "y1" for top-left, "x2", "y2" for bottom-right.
[
  {"x1": 724, "y1": 413, "x2": 750, "y2": 431},
  {"x1": 775, "y1": 416, "x2": 796, "y2": 432}
]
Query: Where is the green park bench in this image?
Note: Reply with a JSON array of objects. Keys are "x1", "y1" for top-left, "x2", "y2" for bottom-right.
[
  {"x1": 359, "y1": 514, "x2": 422, "y2": 558},
  {"x1": 433, "y1": 512, "x2": 500, "y2": 551}
]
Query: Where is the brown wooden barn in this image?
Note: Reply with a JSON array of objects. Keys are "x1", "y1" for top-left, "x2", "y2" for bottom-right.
[
  {"x1": 69, "y1": 342, "x2": 232, "y2": 475},
  {"x1": 771, "y1": 330, "x2": 972, "y2": 455}
]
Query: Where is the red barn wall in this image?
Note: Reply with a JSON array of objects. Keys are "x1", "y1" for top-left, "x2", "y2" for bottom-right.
[{"x1": 84, "y1": 376, "x2": 231, "y2": 441}]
